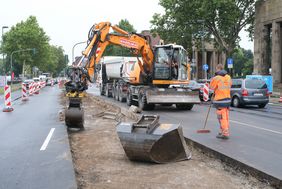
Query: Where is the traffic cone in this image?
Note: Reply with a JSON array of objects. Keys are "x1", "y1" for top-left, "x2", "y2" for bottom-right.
[
  {"x1": 3, "y1": 85, "x2": 14, "y2": 112},
  {"x1": 22, "y1": 83, "x2": 28, "y2": 101}
]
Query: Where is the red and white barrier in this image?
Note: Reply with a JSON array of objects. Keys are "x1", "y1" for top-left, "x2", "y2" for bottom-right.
[
  {"x1": 34, "y1": 82, "x2": 40, "y2": 94},
  {"x1": 203, "y1": 83, "x2": 209, "y2": 102},
  {"x1": 29, "y1": 82, "x2": 34, "y2": 96},
  {"x1": 3, "y1": 85, "x2": 14, "y2": 112},
  {"x1": 51, "y1": 80, "x2": 54, "y2": 87},
  {"x1": 22, "y1": 83, "x2": 28, "y2": 101},
  {"x1": 279, "y1": 96, "x2": 282, "y2": 103}
]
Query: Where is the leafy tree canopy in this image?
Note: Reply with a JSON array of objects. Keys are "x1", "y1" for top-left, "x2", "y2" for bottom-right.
[
  {"x1": 1, "y1": 16, "x2": 66, "y2": 77},
  {"x1": 151, "y1": 0, "x2": 256, "y2": 56},
  {"x1": 104, "y1": 19, "x2": 137, "y2": 57}
]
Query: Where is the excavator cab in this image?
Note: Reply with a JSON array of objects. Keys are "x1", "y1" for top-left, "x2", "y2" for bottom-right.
[{"x1": 153, "y1": 44, "x2": 188, "y2": 81}]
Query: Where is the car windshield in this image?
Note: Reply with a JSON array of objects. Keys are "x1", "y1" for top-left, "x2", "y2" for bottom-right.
[{"x1": 245, "y1": 79, "x2": 267, "y2": 89}]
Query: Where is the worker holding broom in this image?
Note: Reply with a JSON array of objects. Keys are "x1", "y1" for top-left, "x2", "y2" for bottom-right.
[{"x1": 210, "y1": 64, "x2": 232, "y2": 139}]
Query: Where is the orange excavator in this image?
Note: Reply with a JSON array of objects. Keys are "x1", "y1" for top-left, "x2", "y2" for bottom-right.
[{"x1": 65, "y1": 22, "x2": 199, "y2": 163}]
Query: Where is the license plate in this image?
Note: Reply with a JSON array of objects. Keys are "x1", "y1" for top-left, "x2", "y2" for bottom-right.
[{"x1": 254, "y1": 93, "x2": 263, "y2": 96}]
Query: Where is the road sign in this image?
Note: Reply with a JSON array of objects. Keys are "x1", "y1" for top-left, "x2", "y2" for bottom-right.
[
  {"x1": 203, "y1": 83, "x2": 209, "y2": 102},
  {"x1": 202, "y1": 64, "x2": 209, "y2": 71},
  {"x1": 227, "y1": 58, "x2": 233, "y2": 68}
]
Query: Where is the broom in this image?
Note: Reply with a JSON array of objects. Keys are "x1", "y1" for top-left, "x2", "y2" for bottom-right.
[{"x1": 197, "y1": 93, "x2": 215, "y2": 133}]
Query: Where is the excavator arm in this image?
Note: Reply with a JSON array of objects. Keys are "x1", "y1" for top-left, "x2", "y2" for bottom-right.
[{"x1": 77, "y1": 22, "x2": 154, "y2": 83}]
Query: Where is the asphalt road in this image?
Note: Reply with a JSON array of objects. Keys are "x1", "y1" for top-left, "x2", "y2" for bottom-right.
[
  {"x1": 87, "y1": 85, "x2": 282, "y2": 181},
  {"x1": 0, "y1": 86, "x2": 76, "y2": 189}
]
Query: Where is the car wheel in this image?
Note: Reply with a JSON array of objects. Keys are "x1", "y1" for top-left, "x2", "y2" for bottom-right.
[
  {"x1": 176, "y1": 104, "x2": 194, "y2": 110},
  {"x1": 232, "y1": 96, "x2": 241, "y2": 108},
  {"x1": 258, "y1": 104, "x2": 267, "y2": 108}
]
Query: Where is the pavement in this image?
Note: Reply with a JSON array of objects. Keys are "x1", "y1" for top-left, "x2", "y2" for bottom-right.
[
  {"x1": 87, "y1": 85, "x2": 282, "y2": 188},
  {"x1": 0, "y1": 85, "x2": 76, "y2": 189}
]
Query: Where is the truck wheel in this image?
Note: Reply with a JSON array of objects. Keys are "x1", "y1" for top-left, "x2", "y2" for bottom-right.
[
  {"x1": 112, "y1": 86, "x2": 116, "y2": 99},
  {"x1": 126, "y1": 90, "x2": 133, "y2": 106},
  {"x1": 105, "y1": 84, "x2": 111, "y2": 97},
  {"x1": 118, "y1": 87, "x2": 126, "y2": 102},
  {"x1": 99, "y1": 85, "x2": 104, "y2": 96},
  {"x1": 115, "y1": 86, "x2": 119, "y2": 101},
  {"x1": 176, "y1": 104, "x2": 194, "y2": 110},
  {"x1": 138, "y1": 91, "x2": 155, "y2": 110}
]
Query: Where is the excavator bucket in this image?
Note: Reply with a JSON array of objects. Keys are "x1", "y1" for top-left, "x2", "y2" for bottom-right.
[
  {"x1": 65, "y1": 97, "x2": 84, "y2": 129},
  {"x1": 146, "y1": 88, "x2": 200, "y2": 104},
  {"x1": 116, "y1": 115, "x2": 191, "y2": 163}
]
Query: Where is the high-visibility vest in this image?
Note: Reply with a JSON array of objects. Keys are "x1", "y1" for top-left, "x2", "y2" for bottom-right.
[{"x1": 210, "y1": 74, "x2": 232, "y2": 101}]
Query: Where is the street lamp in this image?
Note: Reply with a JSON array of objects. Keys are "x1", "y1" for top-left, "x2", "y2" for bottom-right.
[
  {"x1": 196, "y1": 20, "x2": 207, "y2": 80},
  {"x1": 72, "y1": 41, "x2": 87, "y2": 63},
  {"x1": 10, "y1": 48, "x2": 36, "y2": 88},
  {"x1": 2, "y1": 26, "x2": 9, "y2": 74}
]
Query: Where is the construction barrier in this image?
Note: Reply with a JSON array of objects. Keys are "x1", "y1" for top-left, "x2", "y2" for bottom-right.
[
  {"x1": 203, "y1": 83, "x2": 209, "y2": 102},
  {"x1": 34, "y1": 82, "x2": 40, "y2": 94},
  {"x1": 3, "y1": 85, "x2": 14, "y2": 112},
  {"x1": 51, "y1": 80, "x2": 54, "y2": 87},
  {"x1": 279, "y1": 96, "x2": 282, "y2": 103},
  {"x1": 22, "y1": 83, "x2": 28, "y2": 101},
  {"x1": 29, "y1": 82, "x2": 34, "y2": 96}
]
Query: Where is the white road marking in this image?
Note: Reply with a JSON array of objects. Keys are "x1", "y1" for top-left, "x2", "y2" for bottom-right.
[
  {"x1": 40, "y1": 128, "x2": 55, "y2": 151},
  {"x1": 230, "y1": 120, "x2": 282, "y2": 135}
]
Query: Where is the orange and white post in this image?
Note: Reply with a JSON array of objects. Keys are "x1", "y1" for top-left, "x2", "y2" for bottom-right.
[{"x1": 3, "y1": 85, "x2": 14, "y2": 112}]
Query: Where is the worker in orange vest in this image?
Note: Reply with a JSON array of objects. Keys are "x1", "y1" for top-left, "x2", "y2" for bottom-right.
[{"x1": 210, "y1": 64, "x2": 232, "y2": 139}]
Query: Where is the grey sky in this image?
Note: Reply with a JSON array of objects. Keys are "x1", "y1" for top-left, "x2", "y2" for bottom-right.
[{"x1": 1, "y1": 0, "x2": 253, "y2": 60}]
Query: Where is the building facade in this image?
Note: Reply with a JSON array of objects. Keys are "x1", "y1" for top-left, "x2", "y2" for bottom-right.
[
  {"x1": 192, "y1": 41, "x2": 226, "y2": 80},
  {"x1": 254, "y1": 0, "x2": 282, "y2": 83}
]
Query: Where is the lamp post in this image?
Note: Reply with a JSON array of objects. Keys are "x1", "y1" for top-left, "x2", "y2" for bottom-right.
[
  {"x1": 72, "y1": 41, "x2": 87, "y2": 64},
  {"x1": 10, "y1": 48, "x2": 36, "y2": 89},
  {"x1": 196, "y1": 20, "x2": 206, "y2": 80},
  {"x1": 2, "y1": 26, "x2": 8, "y2": 74}
]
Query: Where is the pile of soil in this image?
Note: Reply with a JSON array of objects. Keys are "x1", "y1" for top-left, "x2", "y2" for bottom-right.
[{"x1": 66, "y1": 95, "x2": 273, "y2": 189}]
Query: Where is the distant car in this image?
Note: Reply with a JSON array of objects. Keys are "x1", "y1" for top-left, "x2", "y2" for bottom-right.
[
  {"x1": 23, "y1": 79, "x2": 34, "y2": 90},
  {"x1": 231, "y1": 78, "x2": 270, "y2": 108}
]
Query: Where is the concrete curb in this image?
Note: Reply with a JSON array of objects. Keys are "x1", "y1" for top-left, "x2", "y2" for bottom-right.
[{"x1": 185, "y1": 137, "x2": 281, "y2": 189}]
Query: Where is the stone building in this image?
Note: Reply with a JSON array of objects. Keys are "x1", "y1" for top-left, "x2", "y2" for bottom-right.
[
  {"x1": 192, "y1": 41, "x2": 226, "y2": 80},
  {"x1": 254, "y1": 0, "x2": 282, "y2": 84}
]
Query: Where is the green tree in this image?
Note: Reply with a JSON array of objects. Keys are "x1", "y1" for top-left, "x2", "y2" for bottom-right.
[
  {"x1": 151, "y1": 0, "x2": 256, "y2": 57},
  {"x1": 1, "y1": 16, "x2": 67, "y2": 77},
  {"x1": 231, "y1": 48, "x2": 253, "y2": 77},
  {"x1": 104, "y1": 19, "x2": 137, "y2": 56}
]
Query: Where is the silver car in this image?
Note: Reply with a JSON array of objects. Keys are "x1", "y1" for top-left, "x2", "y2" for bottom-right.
[{"x1": 231, "y1": 79, "x2": 269, "y2": 108}]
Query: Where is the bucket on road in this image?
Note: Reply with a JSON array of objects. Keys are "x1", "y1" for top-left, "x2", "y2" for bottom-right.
[
  {"x1": 117, "y1": 115, "x2": 191, "y2": 163},
  {"x1": 65, "y1": 97, "x2": 84, "y2": 129},
  {"x1": 3, "y1": 85, "x2": 14, "y2": 112}
]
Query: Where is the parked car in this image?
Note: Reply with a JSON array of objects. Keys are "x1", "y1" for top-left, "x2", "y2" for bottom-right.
[
  {"x1": 231, "y1": 78, "x2": 270, "y2": 108},
  {"x1": 23, "y1": 79, "x2": 34, "y2": 90}
]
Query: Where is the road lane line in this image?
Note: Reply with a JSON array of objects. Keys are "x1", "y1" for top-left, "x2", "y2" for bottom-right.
[
  {"x1": 40, "y1": 128, "x2": 55, "y2": 151},
  {"x1": 230, "y1": 120, "x2": 282, "y2": 135}
]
